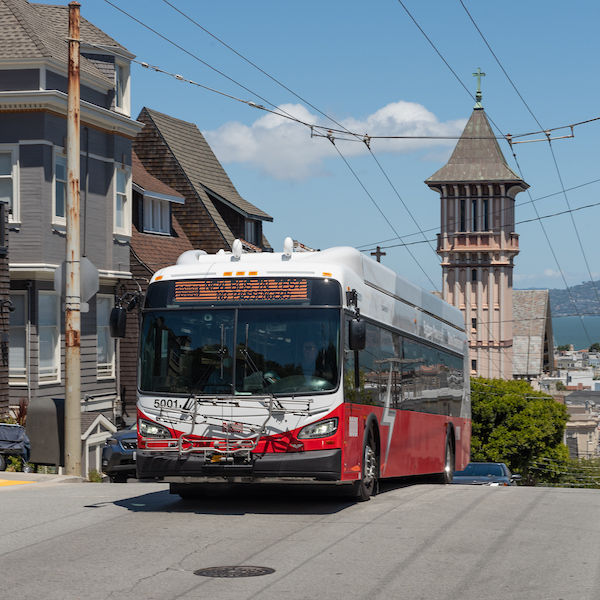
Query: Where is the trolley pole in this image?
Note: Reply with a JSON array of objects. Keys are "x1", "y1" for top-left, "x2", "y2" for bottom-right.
[{"x1": 65, "y1": 1, "x2": 82, "y2": 477}]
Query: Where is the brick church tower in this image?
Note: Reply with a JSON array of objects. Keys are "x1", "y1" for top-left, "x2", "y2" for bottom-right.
[{"x1": 425, "y1": 75, "x2": 528, "y2": 379}]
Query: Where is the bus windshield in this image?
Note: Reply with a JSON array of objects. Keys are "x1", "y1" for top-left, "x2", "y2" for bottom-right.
[{"x1": 139, "y1": 308, "x2": 340, "y2": 396}]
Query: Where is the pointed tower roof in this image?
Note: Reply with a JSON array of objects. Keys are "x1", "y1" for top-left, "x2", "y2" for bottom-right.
[{"x1": 425, "y1": 108, "x2": 527, "y2": 186}]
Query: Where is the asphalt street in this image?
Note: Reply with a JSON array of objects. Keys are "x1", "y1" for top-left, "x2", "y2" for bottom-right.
[{"x1": 1, "y1": 473, "x2": 599, "y2": 600}]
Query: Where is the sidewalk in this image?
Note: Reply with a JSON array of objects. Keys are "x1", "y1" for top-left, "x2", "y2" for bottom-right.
[{"x1": 0, "y1": 471, "x2": 84, "y2": 487}]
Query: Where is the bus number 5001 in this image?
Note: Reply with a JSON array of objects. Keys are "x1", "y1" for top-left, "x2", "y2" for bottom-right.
[{"x1": 154, "y1": 398, "x2": 179, "y2": 409}]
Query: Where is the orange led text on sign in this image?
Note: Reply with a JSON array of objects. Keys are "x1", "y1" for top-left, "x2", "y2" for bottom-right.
[{"x1": 174, "y1": 278, "x2": 309, "y2": 302}]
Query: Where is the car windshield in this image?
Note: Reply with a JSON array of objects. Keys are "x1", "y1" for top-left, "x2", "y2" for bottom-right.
[
  {"x1": 455, "y1": 463, "x2": 504, "y2": 477},
  {"x1": 139, "y1": 308, "x2": 340, "y2": 396}
]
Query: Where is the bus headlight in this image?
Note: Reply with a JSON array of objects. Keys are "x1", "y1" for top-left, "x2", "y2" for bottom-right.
[
  {"x1": 297, "y1": 418, "x2": 338, "y2": 439},
  {"x1": 139, "y1": 419, "x2": 171, "y2": 438}
]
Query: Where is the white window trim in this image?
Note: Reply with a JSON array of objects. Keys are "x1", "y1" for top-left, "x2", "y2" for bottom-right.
[
  {"x1": 38, "y1": 291, "x2": 61, "y2": 384},
  {"x1": 52, "y1": 147, "x2": 67, "y2": 227},
  {"x1": 143, "y1": 195, "x2": 171, "y2": 235},
  {"x1": 97, "y1": 294, "x2": 115, "y2": 379},
  {"x1": 114, "y1": 59, "x2": 131, "y2": 117},
  {"x1": 0, "y1": 144, "x2": 19, "y2": 224},
  {"x1": 9, "y1": 291, "x2": 28, "y2": 385},
  {"x1": 113, "y1": 165, "x2": 132, "y2": 237}
]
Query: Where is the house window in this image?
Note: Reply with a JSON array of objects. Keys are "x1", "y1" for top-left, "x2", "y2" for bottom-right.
[
  {"x1": 97, "y1": 295, "x2": 115, "y2": 378},
  {"x1": 0, "y1": 147, "x2": 18, "y2": 222},
  {"x1": 39, "y1": 291, "x2": 60, "y2": 383},
  {"x1": 114, "y1": 168, "x2": 131, "y2": 236},
  {"x1": 143, "y1": 197, "x2": 170, "y2": 234},
  {"x1": 471, "y1": 359, "x2": 477, "y2": 372},
  {"x1": 9, "y1": 292, "x2": 27, "y2": 384},
  {"x1": 114, "y1": 61, "x2": 130, "y2": 115},
  {"x1": 245, "y1": 220, "x2": 259, "y2": 245},
  {"x1": 54, "y1": 153, "x2": 67, "y2": 224}
]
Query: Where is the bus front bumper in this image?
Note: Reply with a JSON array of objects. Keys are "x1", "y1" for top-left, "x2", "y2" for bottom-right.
[{"x1": 136, "y1": 448, "x2": 342, "y2": 482}]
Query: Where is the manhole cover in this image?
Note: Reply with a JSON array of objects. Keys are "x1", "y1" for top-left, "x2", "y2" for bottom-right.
[{"x1": 194, "y1": 566, "x2": 275, "y2": 578}]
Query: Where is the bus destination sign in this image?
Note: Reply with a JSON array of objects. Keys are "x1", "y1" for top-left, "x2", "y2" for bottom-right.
[{"x1": 174, "y1": 278, "x2": 309, "y2": 303}]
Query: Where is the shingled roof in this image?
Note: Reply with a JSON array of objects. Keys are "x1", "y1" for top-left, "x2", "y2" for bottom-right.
[
  {"x1": 513, "y1": 290, "x2": 553, "y2": 377},
  {"x1": 426, "y1": 108, "x2": 527, "y2": 186},
  {"x1": 140, "y1": 108, "x2": 272, "y2": 222},
  {"x1": 0, "y1": 0, "x2": 130, "y2": 84},
  {"x1": 132, "y1": 151, "x2": 184, "y2": 203},
  {"x1": 131, "y1": 152, "x2": 193, "y2": 273}
]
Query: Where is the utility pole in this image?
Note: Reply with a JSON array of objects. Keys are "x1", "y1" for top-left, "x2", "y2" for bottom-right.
[{"x1": 65, "y1": 1, "x2": 81, "y2": 477}]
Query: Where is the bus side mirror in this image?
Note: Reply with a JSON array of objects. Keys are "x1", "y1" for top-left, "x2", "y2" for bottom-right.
[
  {"x1": 110, "y1": 306, "x2": 127, "y2": 338},
  {"x1": 349, "y1": 319, "x2": 365, "y2": 351}
]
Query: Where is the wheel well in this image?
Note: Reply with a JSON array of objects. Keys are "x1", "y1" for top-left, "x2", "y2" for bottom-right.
[
  {"x1": 365, "y1": 415, "x2": 381, "y2": 457},
  {"x1": 446, "y1": 423, "x2": 456, "y2": 452}
]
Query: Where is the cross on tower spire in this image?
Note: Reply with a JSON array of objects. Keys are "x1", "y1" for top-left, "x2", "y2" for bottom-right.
[
  {"x1": 472, "y1": 67, "x2": 485, "y2": 108},
  {"x1": 371, "y1": 246, "x2": 386, "y2": 263}
]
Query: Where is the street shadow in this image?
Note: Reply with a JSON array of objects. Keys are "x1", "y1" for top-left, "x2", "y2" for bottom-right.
[{"x1": 111, "y1": 476, "x2": 431, "y2": 516}]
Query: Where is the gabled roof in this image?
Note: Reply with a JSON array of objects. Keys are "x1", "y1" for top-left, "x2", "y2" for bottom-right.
[
  {"x1": 513, "y1": 290, "x2": 553, "y2": 377},
  {"x1": 140, "y1": 107, "x2": 272, "y2": 222},
  {"x1": 426, "y1": 108, "x2": 527, "y2": 186},
  {"x1": 0, "y1": 0, "x2": 130, "y2": 84}
]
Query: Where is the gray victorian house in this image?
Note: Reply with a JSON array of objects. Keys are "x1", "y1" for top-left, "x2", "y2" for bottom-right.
[{"x1": 0, "y1": 0, "x2": 142, "y2": 472}]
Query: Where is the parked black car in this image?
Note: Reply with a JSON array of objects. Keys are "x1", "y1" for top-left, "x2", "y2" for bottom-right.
[
  {"x1": 452, "y1": 462, "x2": 522, "y2": 486},
  {"x1": 102, "y1": 424, "x2": 137, "y2": 483}
]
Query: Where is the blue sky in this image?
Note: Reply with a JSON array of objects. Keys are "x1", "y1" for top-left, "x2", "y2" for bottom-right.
[{"x1": 70, "y1": 1, "x2": 600, "y2": 293}]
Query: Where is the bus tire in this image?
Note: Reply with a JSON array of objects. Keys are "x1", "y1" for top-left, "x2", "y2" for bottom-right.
[
  {"x1": 353, "y1": 427, "x2": 378, "y2": 501},
  {"x1": 436, "y1": 432, "x2": 455, "y2": 485}
]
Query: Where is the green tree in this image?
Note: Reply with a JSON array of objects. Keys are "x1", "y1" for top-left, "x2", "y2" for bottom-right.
[
  {"x1": 470, "y1": 377, "x2": 569, "y2": 484},
  {"x1": 556, "y1": 344, "x2": 571, "y2": 352},
  {"x1": 588, "y1": 342, "x2": 600, "y2": 352}
]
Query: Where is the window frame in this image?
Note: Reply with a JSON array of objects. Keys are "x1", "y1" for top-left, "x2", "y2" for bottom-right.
[
  {"x1": 114, "y1": 60, "x2": 131, "y2": 116},
  {"x1": 52, "y1": 148, "x2": 67, "y2": 226},
  {"x1": 9, "y1": 291, "x2": 28, "y2": 385},
  {"x1": 114, "y1": 166, "x2": 132, "y2": 236},
  {"x1": 38, "y1": 291, "x2": 60, "y2": 384},
  {"x1": 143, "y1": 196, "x2": 171, "y2": 235},
  {"x1": 96, "y1": 294, "x2": 115, "y2": 379},
  {"x1": 0, "y1": 145, "x2": 19, "y2": 224}
]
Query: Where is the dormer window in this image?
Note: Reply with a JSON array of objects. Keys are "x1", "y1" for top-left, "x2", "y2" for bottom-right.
[
  {"x1": 143, "y1": 197, "x2": 170, "y2": 234},
  {"x1": 245, "y1": 220, "x2": 259, "y2": 245}
]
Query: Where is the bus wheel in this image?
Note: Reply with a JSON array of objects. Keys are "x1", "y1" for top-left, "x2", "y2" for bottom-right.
[
  {"x1": 437, "y1": 437, "x2": 455, "y2": 484},
  {"x1": 354, "y1": 430, "x2": 378, "y2": 501}
]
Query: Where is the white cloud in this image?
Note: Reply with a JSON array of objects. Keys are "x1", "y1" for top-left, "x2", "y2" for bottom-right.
[{"x1": 203, "y1": 101, "x2": 467, "y2": 181}]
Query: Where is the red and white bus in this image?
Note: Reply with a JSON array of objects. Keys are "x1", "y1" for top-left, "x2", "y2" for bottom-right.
[{"x1": 134, "y1": 239, "x2": 470, "y2": 500}]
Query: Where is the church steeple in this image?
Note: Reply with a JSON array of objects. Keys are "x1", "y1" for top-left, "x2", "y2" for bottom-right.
[{"x1": 425, "y1": 78, "x2": 529, "y2": 380}]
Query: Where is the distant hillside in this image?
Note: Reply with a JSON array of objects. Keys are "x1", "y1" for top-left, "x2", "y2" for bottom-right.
[{"x1": 529, "y1": 280, "x2": 600, "y2": 317}]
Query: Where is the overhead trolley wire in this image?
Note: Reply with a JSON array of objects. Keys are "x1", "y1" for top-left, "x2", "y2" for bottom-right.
[
  {"x1": 107, "y1": 0, "x2": 443, "y2": 287},
  {"x1": 459, "y1": 0, "x2": 600, "y2": 346},
  {"x1": 394, "y1": 0, "x2": 595, "y2": 350}
]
